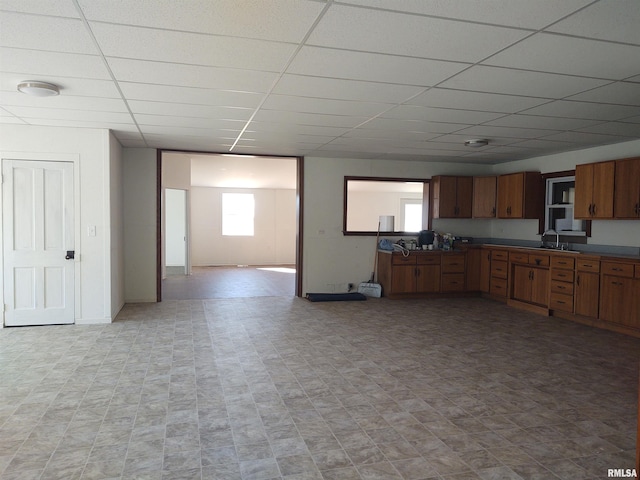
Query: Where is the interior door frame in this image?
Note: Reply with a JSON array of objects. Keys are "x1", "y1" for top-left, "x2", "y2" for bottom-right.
[
  {"x1": 156, "y1": 150, "x2": 304, "y2": 301},
  {"x1": 0, "y1": 152, "x2": 81, "y2": 327},
  {"x1": 163, "y1": 187, "x2": 190, "y2": 278}
]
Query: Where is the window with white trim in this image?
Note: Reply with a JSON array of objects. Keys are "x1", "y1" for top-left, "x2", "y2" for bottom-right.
[{"x1": 222, "y1": 193, "x2": 254, "y2": 236}]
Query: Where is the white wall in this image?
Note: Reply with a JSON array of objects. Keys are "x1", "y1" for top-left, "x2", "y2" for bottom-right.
[
  {"x1": 165, "y1": 189, "x2": 186, "y2": 267},
  {"x1": 190, "y1": 186, "x2": 296, "y2": 266},
  {"x1": 109, "y1": 132, "x2": 125, "y2": 319},
  {"x1": 0, "y1": 124, "x2": 116, "y2": 323},
  {"x1": 302, "y1": 157, "x2": 492, "y2": 294},
  {"x1": 489, "y1": 139, "x2": 640, "y2": 247},
  {"x1": 123, "y1": 148, "x2": 157, "y2": 303},
  {"x1": 302, "y1": 141, "x2": 640, "y2": 295}
]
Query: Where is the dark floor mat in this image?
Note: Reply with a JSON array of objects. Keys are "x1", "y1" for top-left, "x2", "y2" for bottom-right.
[{"x1": 305, "y1": 292, "x2": 367, "y2": 302}]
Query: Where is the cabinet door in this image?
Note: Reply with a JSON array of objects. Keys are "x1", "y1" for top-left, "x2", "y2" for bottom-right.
[
  {"x1": 480, "y1": 250, "x2": 491, "y2": 293},
  {"x1": 599, "y1": 275, "x2": 634, "y2": 325},
  {"x1": 465, "y1": 248, "x2": 482, "y2": 292},
  {"x1": 391, "y1": 266, "x2": 416, "y2": 294},
  {"x1": 530, "y1": 267, "x2": 549, "y2": 306},
  {"x1": 575, "y1": 271, "x2": 599, "y2": 318},
  {"x1": 512, "y1": 265, "x2": 532, "y2": 302},
  {"x1": 574, "y1": 163, "x2": 594, "y2": 219},
  {"x1": 591, "y1": 161, "x2": 615, "y2": 219},
  {"x1": 614, "y1": 158, "x2": 640, "y2": 218},
  {"x1": 473, "y1": 176, "x2": 497, "y2": 218},
  {"x1": 497, "y1": 173, "x2": 524, "y2": 218},
  {"x1": 456, "y1": 176, "x2": 473, "y2": 218},
  {"x1": 416, "y1": 265, "x2": 440, "y2": 293},
  {"x1": 432, "y1": 176, "x2": 458, "y2": 218}
]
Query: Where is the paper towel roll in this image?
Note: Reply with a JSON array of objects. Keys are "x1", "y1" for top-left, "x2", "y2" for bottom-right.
[{"x1": 379, "y1": 215, "x2": 394, "y2": 231}]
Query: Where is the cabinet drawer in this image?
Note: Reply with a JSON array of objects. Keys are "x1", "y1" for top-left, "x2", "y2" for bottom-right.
[
  {"x1": 490, "y1": 278, "x2": 507, "y2": 297},
  {"x1": 392, "y1": 254, "x2": 416, "y2": 265},
  {"x1": 491, "y1": 250, "x2": 508, "y2": 261},
  {"x1": 509, "y1": 252, "x2": 529, "y2": 264},
  {"x1": 442, "y1": 254, "x2": 465, "y2": 273},
  {"x1": 551, "y1": 269, "x2": 574, "y2": 283},
  {"x1": 491, "y1": 260, "x2": 508, "y2": 279},
  {"x1": 550, "y1": 292, "x2": 574, "y2": 313},
  {"x1": 576, "y1": 259, "x2": 600, "y2": 273},
  {"x1": 417, "y1": 255, "x2": 441, "y2": 265},
  {"x1": 601, "y1": 261, "x2": 634, "y2": 278},
  {"x1": 442, "y1": 273, "x2": 465, "y2": 291},
  {"x1": 528, "y1": 254, "x2": 550, "y2": 267},
  {"x1": 551, "y1": 279, "x2": 574, "y2": 295},
  {"x1": 551, "y1": 256, "x2": 575, "y2": 270}
]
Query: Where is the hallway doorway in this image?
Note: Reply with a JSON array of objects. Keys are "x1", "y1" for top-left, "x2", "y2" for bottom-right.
[{"x1": 158, "y1": 151, "x2": 302, "y2": 300}]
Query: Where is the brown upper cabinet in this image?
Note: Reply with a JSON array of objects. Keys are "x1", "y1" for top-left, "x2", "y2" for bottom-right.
[
  {"x1": 614, "y1": 157, "x2": 640, "y2": 219},
  {"x1": 473, "y1": 176, "x2": 497, "y2": 218},
  {"x1": 574, "y1": 160, "x2": 615, "y2": 219},
  {"x1": 431, "y1": 176, "x2": 473, "y2": 219},
  {"x1": 497, "y1": 172, "x2": 543, "y2": 219}
]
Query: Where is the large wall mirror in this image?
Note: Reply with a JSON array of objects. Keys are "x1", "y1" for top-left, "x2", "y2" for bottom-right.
[{"x1": 343, "y1": 176, "x2": 430, "y2": 235}]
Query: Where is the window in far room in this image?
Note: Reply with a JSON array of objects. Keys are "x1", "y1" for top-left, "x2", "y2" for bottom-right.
[
  {"x1": 401, "y1": 199, "x2": 423, "y2": 232},
  {"x1": 222, "y1": 193, "x2": 254, "y2": 236}
]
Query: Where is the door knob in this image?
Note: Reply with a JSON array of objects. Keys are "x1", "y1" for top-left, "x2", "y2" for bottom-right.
[{"x1": 65, "y1": 250, "x2": 75, "y2": 260}]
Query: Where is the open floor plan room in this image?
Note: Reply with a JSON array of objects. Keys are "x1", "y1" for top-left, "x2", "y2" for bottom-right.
[{"x1": 1, "y1": 296, "x2": 637, "y2": 480}]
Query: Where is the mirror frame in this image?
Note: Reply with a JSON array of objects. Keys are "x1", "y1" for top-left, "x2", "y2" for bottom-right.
[{"x1": 343, "y1": 176, "x2": 431, "y2": 236}]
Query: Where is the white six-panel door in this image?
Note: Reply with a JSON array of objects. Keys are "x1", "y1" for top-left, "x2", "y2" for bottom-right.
[{"x1": 2, "y1": 160, "x2": 74, "y2": 326}]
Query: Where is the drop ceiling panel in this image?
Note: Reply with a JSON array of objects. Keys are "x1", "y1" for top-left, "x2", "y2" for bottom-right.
[
  {"x1": 577, "y1": 122, "x2": 640, "y2": 137},
  {"x1": 306, "y1": 4, "x2": 529, "y2": 63},
  {"x1": 252, "y1": 110, "x2": 369, "y2": 128},
  {"x1": 78, "y1": 0, "x2": 326, "y2": 43},
  {"x1": 106, "y1": 58, "x2": 278, "y2": 92},
  {"x1": 0, "y1": 47, "x2": 110, "y2": 79},
  {"x1": 261, "y1": 95, "x2": 391, "y2": 117},
  {"x1": 407, "y1": 88, "x2": 551, "y2": 113},
  {"x1": 118, "y1": 83, "x2": 262, "y2": 109},
  {"x1": 522, "y1": 100, "x2": 640, "y2": 121},
  {"x1": 542, "y1": 131, "x2": 627, "y2": 145},
  {"x1": 128, "y1": 100, "x2": 253, "y2": 120},
  {"x1": 340, "y1": 0, "x2": 593, "y2": 29},
  {"x1": 0, "y1": 0, "x2": 80, "y2": 17},
  {"x1": 454, "y1": 124, "x2": 563, "y2": 139},
  {"x1": 546, "y1": 0, "x2": 640, "y2": 45},
  {"x1": 287, "y1": 46, "x2": 468, "y2": 86},
  {"x1": 90, "y1": 23, "x2": 297, "y2": 71},
  {"x1": 360, "y1": 117, "x2": 470, "y2": 134},
  {"x1": 0, "y1": 91, "x2": 129, "y2": 113},
  {"x1": 485, "y1": 114, "x2": 601, "y2": 131},
  {"x1": 0, "y1": 13, "x2": 96, "y2": 54},
  {"x1": 484, "y1": 33, "x2": 640, "y2": 79},
  {"x1": 381, "y1": 105, "x2": 504, "y2": 124},
  {"x1": 510, "y1": 139, "x2": 576, "y2": 150},
  {"x1": 134, "y1": 114, "x2": 246, "y2": 130},
  {"x1": 246, "y1": 122, "x2": 350, "y2": 137},
  {"x1": 566, "y1": 82, "x2": 640, "y2": 106},
  {"x1": 4, "y1": 106, "x2": 134, "y2": 123},
  {"x1": 440, "y1": 65, "x2": 609, "y2": 98},
  {"x1": 273, "y1": 75, "x2": 424, "y2": 103}
]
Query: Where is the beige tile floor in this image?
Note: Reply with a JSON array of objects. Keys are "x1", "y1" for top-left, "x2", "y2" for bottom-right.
[{"x1": 1, "y1": 296, "x2": 638, "y2": 480}]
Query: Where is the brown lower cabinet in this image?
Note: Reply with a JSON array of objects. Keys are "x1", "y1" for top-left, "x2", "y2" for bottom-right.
[{"x1": 600, "y1": 261, "x2": 638, "y2": 329}]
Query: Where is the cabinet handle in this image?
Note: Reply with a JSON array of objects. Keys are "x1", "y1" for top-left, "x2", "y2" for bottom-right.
[
  {"x1": 492, "y1": 207, "x2": 496, "y2": 217},
  {"x1": 612, "y1": 267, "x2": 622, "y2": 272},
  {"x1": 592, "y1": 204, "x2": 597, "y2": 215},
  {"x1": 588, "y1": 203, "x2": 593, "y2": 216},
  {"x1": 576, "y1": 275, "x2": 580, "y2": 286},
  {"x1": 635, "y1": 203, "x2": 639, "y2": 215},
  {"x1": 557, "y1": 300, "x2": 566, "y2": 304},
  {"x1": 415, "y1": 268, "x2": 420, "y2": 277}
]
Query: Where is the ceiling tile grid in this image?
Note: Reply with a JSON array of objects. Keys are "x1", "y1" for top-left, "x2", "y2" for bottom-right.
[{"x1": 1, "y1": 0, "x2": 639, "y2": 163}]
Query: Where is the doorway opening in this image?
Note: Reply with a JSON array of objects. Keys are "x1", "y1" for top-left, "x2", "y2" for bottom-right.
[{"x1": 158, "y1": 151, "x2": 302, "y2": 301}]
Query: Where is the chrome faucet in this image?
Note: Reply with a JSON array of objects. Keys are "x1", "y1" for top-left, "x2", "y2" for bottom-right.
[{"x1": 542, "y1": 229, "x2": 559, "y2": 248}]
